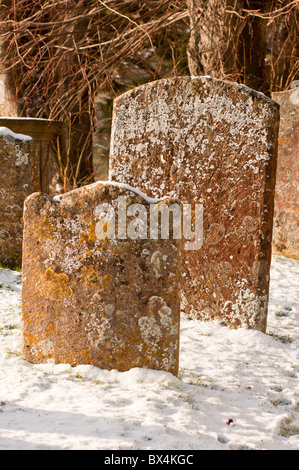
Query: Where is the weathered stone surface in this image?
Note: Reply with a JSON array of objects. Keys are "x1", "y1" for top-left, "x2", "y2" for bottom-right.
[
  {"x1": 109, "y1": 76, "x2": 280, "y2": 332},
  {"x1": 0, "y1": 119, "x2": 64, "y2": 269},
  {"x1": 272, "y1": 88, "x2": 299, "y2": 260},
  {"x1": 22, "y1": 182, "x2": 181, "y2": 375},
  {"x1": 0, "y1": 118, "x2": 65, "y2": 195},
  {"x1": 0, "y1": 129, "x2": 38, "y2": 268}
]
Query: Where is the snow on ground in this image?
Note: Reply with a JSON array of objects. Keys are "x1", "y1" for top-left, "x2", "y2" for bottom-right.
[{"x1": 0, "y1": 255, "x2": 298, "y2": 450}]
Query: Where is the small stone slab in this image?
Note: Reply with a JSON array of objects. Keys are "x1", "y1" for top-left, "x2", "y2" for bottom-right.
[
  {"x1": 109, "y1": 76, "x2": 280, "y2": 331},
  {"x1": 272, "y1": 88, "x2": 299, "y2": 260},
  {"x1": 0, "y1": 119, "x2": 64, "y2": 269},
  {"x1": 21, "y1": 182, "x2": 181, "y2": 376},
  {"x1": 0, "y1": 118, "x2": 65, "y2": 195},
  {"x1": 0, "y1": 129, "x2": 37, "y2": 268}
]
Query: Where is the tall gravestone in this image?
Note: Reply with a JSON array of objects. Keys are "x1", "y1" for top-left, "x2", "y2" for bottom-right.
[
  {"x1": 0, "y1": 119, "x2": 64, "y2": 269},
  {"x1": 271, "y1": 88, "x2": 299, "y2": 260},
  {"x1": 109, "y1": 76, "x2": 280, "y2": 332},
  {"x1": 21, "y1": 182, "x2": 181, "y2": 376}
]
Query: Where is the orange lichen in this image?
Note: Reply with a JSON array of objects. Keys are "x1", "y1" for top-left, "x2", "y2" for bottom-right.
[
  {"x1": 38, "y1": 268, "x2": 73, "y2": 301},
  {"x1": 80, "y1": 265, "x2": 98, "y2": 288},
  {"x1": 37, "y1": 218, "x2": 56, "y2": 242},
  {"x1": 101, "y1": 274, "x2": 112, "y2": 290},
  {"x1": 88, "y1": 223, "x2": 97, "y2": 242}
]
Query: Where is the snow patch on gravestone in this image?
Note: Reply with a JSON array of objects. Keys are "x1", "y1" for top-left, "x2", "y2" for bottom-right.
[{"x1": 0, "y1": 126, "x2": 33, "y2": 142}]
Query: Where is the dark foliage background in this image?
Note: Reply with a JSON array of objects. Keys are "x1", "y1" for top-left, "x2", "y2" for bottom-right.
[{"x1": 0, "y1": 0, "x2": 297, "y2": 187}]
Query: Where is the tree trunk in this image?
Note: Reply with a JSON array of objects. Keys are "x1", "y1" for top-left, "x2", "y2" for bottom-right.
[
  {"x1": 59, "y1": 8, "x2": 95, "y2": 186},
  {"x1": 187, "y1": 0, "x2": 298, "y2": 95},
  {"x1": 187, "y1": 0, "x2": 229, "y2": 78}
]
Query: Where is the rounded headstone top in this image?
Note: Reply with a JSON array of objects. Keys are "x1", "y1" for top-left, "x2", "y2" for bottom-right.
[{"x1": 114, "y1": 75, "x2": 279, "y2": 110}]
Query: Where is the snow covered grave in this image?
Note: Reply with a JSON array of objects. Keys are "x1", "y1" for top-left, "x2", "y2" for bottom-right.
[
  {"x1": 0, "y1": 119, "x2": 64, "y2": 269},
  {"x1": 21, "y1": 182, "x2": 182, "y2": 375},
  {"x1": 0, "y1": 255, "x2": 298, "y2": 450},
  {"x1": 271, "y1": 88, "x2": 299, "y2": 260},
  {"x1": 110, "y1": 76, "x2": 280, "y2": 332}
]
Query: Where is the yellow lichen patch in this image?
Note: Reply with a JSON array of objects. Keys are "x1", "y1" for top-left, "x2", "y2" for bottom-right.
[
  {"x1": 80, "y1": 265, "x2": 98, "y2": 288},
  {"x1": 37, "y1": 218, "x2": 56, "y2": 242},
  {"x1": 88, "y1": 223, "x2": 97, "y2": 243},
  {"x1": 38, "y1": 268, "x2": 73, "y2": 301},
  {"x1": 101, "y1": 274, "x2": 112, "y2": 290},
  {"x1": 79, "y1": 231, "x2": 89, "y2": 242},
  {"x1": 21, "y1": 310, "x2": 29, "y2": 320}
]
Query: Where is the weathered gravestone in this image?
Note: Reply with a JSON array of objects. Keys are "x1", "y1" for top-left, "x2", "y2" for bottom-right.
[
  {"x1": 109, "y1": 76, "x2": 280, "y2": 332},
  {"x1": 271, "y1": 88, "x2": 299, "y2": 260},
  {"x1": 22, "y1": 182, "x2": 181, "y2": 376},
  {"x1": 0, "y1": 128, "x2": 37, "y2": 269},
  {"x1": 0, "y1": 118, "x2": 65, "y2": 195},
  {"x1": 0, "y1": 119, "x2": 64, "y2": 269}
]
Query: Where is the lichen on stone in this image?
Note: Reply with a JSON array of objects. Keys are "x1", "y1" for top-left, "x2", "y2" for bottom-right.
[{"x1": 38, "y1": 268, "x2": 73, "y2": 301}]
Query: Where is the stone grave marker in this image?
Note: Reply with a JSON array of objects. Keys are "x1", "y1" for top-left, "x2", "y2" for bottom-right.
[
  {"x1": 0, "y1": 128, "x2": 37, "y2": 268},
  {"x1": 109, "y1": 76, "x2": 280, "y2": 332},
  {"x1": 271, "y1": 88, "x2": 299, "y2": 260},
  {"x1": 0, "y1": 119, "x2": 64, "y2": 269},
  {"x1": 0, "y1": 118, "x2": 65, "y2": 195},
  {"x1": 21, "y1": 182, "x2": 181, "y2": 376}
]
